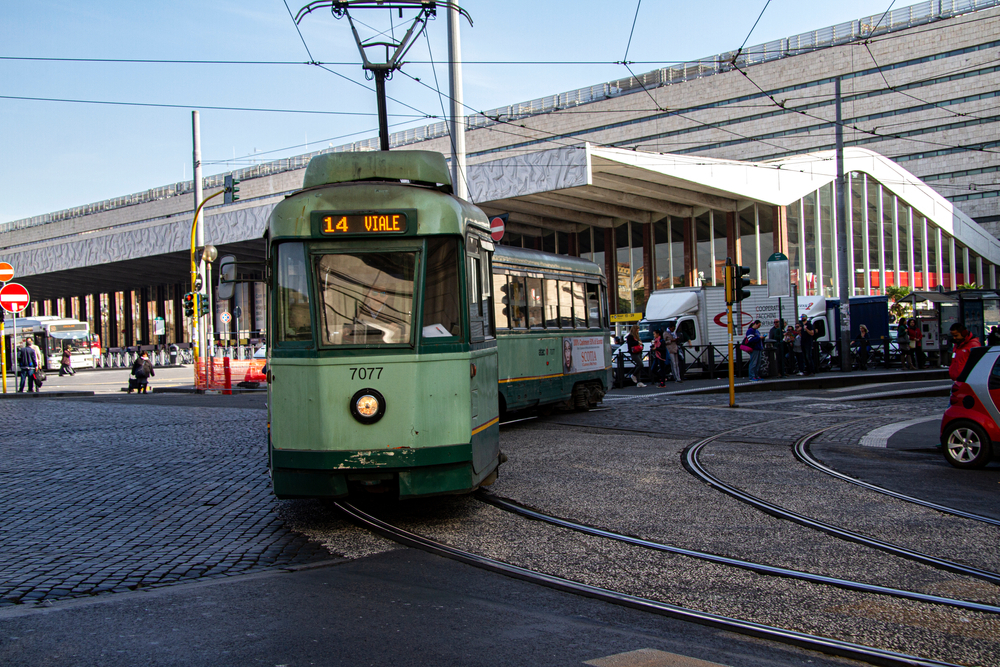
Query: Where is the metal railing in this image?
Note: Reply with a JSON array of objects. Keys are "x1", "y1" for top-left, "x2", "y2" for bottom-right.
[{"x1": 2, "y1": 0, "x2": 997, "y2": 236}]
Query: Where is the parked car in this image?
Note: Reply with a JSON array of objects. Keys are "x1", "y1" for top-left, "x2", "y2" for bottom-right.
[
  {"x1": 242, "y1": 346, "x2": 267, "y2": 387},
  {"x1": 940, "y1": 345, "x2": 996, "y2": 468}
]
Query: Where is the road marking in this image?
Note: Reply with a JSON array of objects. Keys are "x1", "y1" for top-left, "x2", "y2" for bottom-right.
[
  {"x1": 859, "y1": 415, "x2": 940, "y2": 448},
  {"x1": 585, "y1": 648, "x2": 730, "y2": 667}
]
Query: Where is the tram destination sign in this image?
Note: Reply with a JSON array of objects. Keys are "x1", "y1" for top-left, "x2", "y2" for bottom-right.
[{"x1": 315, "y1": 211, "x2": 409, "y2": 236}]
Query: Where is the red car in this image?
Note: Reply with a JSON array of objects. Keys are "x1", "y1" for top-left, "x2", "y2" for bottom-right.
[{"x1": 941, "y1": 345, "x2": 997, "y2": 468}]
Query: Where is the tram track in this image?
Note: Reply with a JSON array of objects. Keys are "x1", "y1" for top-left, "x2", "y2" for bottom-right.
[
  {"x1": 684, "y1": 423, "x2": 1000, "y2": 587},
  {"x1": 474, "y1": 491, "x2": 1000, "y2": 616},
  {"x1": 334, "y1": 500, "x2": 962, "y2": 667},
  {"x1": 794, "y1": 432, "x2": 1000, "y2": 527}
]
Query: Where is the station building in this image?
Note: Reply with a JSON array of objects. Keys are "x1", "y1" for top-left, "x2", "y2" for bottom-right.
[{"x1": 1, "y1": 0, "x2": 998, "y2": 347}]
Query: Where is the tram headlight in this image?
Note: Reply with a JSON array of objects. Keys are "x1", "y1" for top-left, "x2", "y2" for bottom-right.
[{"x1": 350, "y1": 388, "x2": 386, "y2": 424}]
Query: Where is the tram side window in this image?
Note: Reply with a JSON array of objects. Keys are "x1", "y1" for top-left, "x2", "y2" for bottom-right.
[
  {"x1": 481, "y1": 254, "x2": 495, "y2": 338},
  {"x1": 493, "y1": 274, "x2": 509, "y2": 329},
  {"x1": 543, "y1": 279, "x2": 559, "y2": 328},
  {"x1": 423, "y1": 238, "x2": 462, "y2": 340},
  {"x1": 586, "y1": 283, "x2": 600, "y2": 328},
  {"x1": 572, "y1": 282, "x2": 587, "y2": 328},
  {"x1": 508, "y1": 276, "x2": 527, "y2": 329},
  {"x1": 276, "y1": 242, "x2": 313, "y2": 343},
  {"x1": 315, "y1": 250, "x2": 416, "y2": 346},
  {"x1": 558, "y1": 281, "x2": 573, "y2": 328},
  {"x1": 526, "y1": 277, "x2": 543, "y2": 328}
]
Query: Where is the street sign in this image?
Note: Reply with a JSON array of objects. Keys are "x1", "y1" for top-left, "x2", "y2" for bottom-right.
[
  {"x1": 490, "y1": 215, "x2": 506, "y2": 242},
  {"x1": 0, "y1": 263, "x2": 13, "y2": 282},
  {"x1": 766, "y1": 253, "x2": 791, "y2": 298},
  {"x1": 220, "y1": 312, "x2": 232, "y2": 324},
  {"x1": 610, "y1": 312, "x2": 642, "y2": 323},
  {"x1": 0, "y1": 282, "x2": 30, "y2": 313}
]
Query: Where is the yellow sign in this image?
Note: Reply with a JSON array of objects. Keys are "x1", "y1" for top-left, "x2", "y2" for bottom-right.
[{"x1": 610, "y1": 313, "x2": 642, "y2": 323}]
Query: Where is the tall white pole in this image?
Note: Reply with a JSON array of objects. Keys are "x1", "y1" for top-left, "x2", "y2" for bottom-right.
[
  {"x1": 192, "y1": 111, "x2": 206, "y2": 357},
  {"x1": 447, "y1": 6, "x2": 467, "y2": 200}
]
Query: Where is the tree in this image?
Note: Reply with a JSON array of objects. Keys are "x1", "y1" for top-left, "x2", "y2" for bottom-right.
[
  {"x1": 885, "y1": 286, "x2": 911, "y2": 322},
  {"x1": 957, "y1": 283, "x2": 984, "y2": 290}
]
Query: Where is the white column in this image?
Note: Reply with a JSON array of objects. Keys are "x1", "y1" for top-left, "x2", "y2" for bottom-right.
[
  {"x1": 862, "y1": 175, "x2": 871, "y2": 295},
  {"x1": 976, "y1": 255, "x2": 983, "y2": 287},
  {"x1": 799, "y1": 200, "x2": 807, "y2": 295},
  {"x1": 907, "y1": 208, "x2": 915, "y2": 292},
  {"x1": 991, "y1": 263, "x2": 997, "y2": 290},
  {"x1": 754, "y1": 205, "x2": 762, "y2": 285},
  {"x1": 921, "y1": 218, "x2": 929, "y2": 292},
  {"x1": 814, "y1": 191, "x2": 824, "y2": 296},
  {"x1": 708, "y1": 211, "x2": 717, "y2": 287},
  {"x1": 845, "y1": 176, "x2": 854, "y2": 297},
  {"x1": 949, "y1": 237, "x2": 957, "y2": 289},
  {"x1": 963, "y1": 246, "x2": 971, "y2": 286},
  {"x1": 877, "y1": 187, "x2": 886, "y2": 295},
  {"x1": 667, "y1": 218, "x2": 674, "y2": 289}
]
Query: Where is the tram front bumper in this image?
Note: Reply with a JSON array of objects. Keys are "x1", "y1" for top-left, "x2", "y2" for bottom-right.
[{"x1": 271, "y1": 443, "x2": 492, "y2": 499}]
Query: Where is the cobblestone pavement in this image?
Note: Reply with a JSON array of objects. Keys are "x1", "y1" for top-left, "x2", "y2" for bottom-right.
[{"x1": 0, "y1": 398, "x2": 331, "y2": 608}]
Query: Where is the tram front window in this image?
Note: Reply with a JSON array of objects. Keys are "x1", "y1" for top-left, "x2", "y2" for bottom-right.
[{"x1": 316, "y1": 251, "x2": 416, "y2": 346}]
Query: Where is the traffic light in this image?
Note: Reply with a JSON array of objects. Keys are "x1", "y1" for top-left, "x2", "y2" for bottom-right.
[
  {"x1": 733, "y1": 265, "x2": 751, "y2": 303},
  {"x1": 183, "y1": 292, "x2": 196, "y2": 317},
  {"x1": 199, "y1": 295, "x2": 209, "y2": 317},
  {"x1": 224, "y1": 175, "x2": 240, "y2": 204}
]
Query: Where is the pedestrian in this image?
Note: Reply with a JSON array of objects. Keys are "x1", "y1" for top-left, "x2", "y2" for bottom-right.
[
  {"x1": 908, "y1": 318, "x2": 925, "y2": 369},
  {"x1": 767, "y1": 319, "x2": 783, "y2": 343},
  {"x1": 59, "y1": 346, "x2": 75, "y2": 376},
  {"x1": 649, "y1": 329, "x2": 667, "y2": 387},
  {"x1": 768, "y1": 318, "x2": 785, "y2": 377},
  {"x1": 626, "y1": 324, "x2": 645, "y2": 388},
  {"x1": 745, "y1": 319, "x2": 764, "y2": 381},
  {"x1": 949, "y1": 323, "x2": 982, "y2": 380},
  {"x1": 130, "y1": 351, "x2": 155, "y2": 394},
  {"x1": 799, "y1": 315, "x2": 816, "y2": 375},
  {"x1": 791, "y1": 323, "x2": 806, "y2": 375},
  {"x1": 783, "y1": 325, "x2": 798, "y2": 373},
  {"x1": 857, "y1": 324, "x2": 870, "y2": 371},
  {"x1": 897, "y1": 322, "x2": 915, "y2": 370},
  {"x1": 987, "y1": 326, "x2": 1000, "y2": 347},
  {"x1": 16, "y1": 338, "x2": 40, "y2": 393},
  {"x1": 663, "y1": 323, "x2": 683, "y2": 383}
]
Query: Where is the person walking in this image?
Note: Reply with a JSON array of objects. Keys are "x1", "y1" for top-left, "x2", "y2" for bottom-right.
[
  {"x1": 857, "y1": 324, "x2": 871, "y2": 371},
  {"x1": 17, "y1": 338, "x2": 39, "y2": 393},
  {"x1": 626, "y1": 324, "x2": 645, "y2": 388},
  {"x1": 897, "y1": 322, "x2": 916, "y2": 370},
  {"x1": 949, "y1": 323, "x2": 982, "y2": 380},
  {"x1": 663, "y1": 324, "x2": 683, "y2": 383},
  {"x1": 649, "y1": 329, "x2": 667, "y2": 387},
  {"x1": 59, "y1": 346, "x2": 75, "y2": 376},
  {"x1": 908, "y1": 318, "x2": 925, "y2": 369},
  {"x1": 745, "y1": 319, "x2": 765, "y2": 381},
  {"x1": 987, "y1": 326, "x2": 1000, "y2": 347},
  {"x1": 130, "y1": 351, "x2": 155, "y2": 394},
  {"x1": 799, "y1": 316, "x2": 816, "y2": 375}
]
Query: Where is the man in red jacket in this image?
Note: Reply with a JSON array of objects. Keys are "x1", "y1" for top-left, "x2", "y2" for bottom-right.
[{"x1": 949, "y1": 323, "x2": 981, "y2": 380}]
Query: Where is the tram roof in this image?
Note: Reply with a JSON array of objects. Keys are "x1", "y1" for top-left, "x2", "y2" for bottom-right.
[
  {"x1": 303, "y1": 150, "x2": 452, "y2": 190},
  {"x1": 493, "y1": 245, "x2": 604, "y2": 278}
]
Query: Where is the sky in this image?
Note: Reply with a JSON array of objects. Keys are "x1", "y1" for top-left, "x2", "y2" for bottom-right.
[{"x1": 0, "y1": 0, "x2": 907, "y2": 224}]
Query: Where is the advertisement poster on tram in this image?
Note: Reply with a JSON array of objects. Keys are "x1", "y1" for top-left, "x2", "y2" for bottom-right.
[{"x1": 563, "y1": 336, "x2": 604, "y2": 375}]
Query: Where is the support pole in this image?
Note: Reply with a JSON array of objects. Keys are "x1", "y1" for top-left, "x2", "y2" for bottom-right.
[
  {"x1": 375, "y1": 69, "x2": 390, "y2": 151},
  {"x1": 834, "y1": 77, "x2": 852, "y2": 372},
  {"x1": 447, "y1": 4, "x2": 467, "y2": 199},
  {"x1": 192, "y1": 110, "x2": 206, "y2": 376},
  {"x1": 1, "y1": 320, "x2": 6, "y2": 394}
]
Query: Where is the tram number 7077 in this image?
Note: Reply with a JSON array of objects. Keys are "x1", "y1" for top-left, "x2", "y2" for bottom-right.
[{"x1": 350, "y1": 367, "x2": 384, "y2": 380}]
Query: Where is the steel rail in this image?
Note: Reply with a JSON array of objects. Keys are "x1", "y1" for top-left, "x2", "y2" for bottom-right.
[
  {"x1": 334, "y1": 501, "x2": 960, "y2": 667},
  {"x1": 476, "y1": 492, "x2": 1000, "y2": 615},
  {"x1": 683, "y1": 425, "x2": 1000, "y2": 586},
  {"x1": 793, "y1": 432, "x2": 1000, "y2": 527}
]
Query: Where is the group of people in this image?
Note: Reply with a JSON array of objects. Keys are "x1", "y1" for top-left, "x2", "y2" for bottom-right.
[
  {"x1": 625, "y1": 323, "x2": 683, "y2": 388},
  {"x1": 745, "y1": 315, "x2": 819, "y2": 379},
  {"x1": 894, "y1": 318, "x2": 927, "y2": 371}
]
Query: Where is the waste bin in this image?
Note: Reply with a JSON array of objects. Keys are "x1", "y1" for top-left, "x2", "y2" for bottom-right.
[{"x1": 169, "y1": 344, "x2": 179, "y2": 366}]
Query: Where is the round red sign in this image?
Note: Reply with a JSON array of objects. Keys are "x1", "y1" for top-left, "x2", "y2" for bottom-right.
[
  {"x1": 0, "y1": 282, "x2": 30, "y2": 313},
  {"x1": 0, "y1": 262, "x2": 13, "y2": 283},
  {"x1": 490, "y1": 216, "x2": 505, "y2": 242}
]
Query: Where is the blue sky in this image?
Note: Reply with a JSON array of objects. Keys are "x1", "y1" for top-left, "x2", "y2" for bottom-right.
[{"x1": 1, "y1": 1, "x2": 902, "y2": 223}]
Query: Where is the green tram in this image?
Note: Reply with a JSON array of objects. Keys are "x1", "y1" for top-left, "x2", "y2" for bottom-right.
[
  {"x1": 492, "y1": 246, "x2": 611, "y2": 414},
  {"x1": 265, "y1": 150, "x2": 609, "y2": 501}
]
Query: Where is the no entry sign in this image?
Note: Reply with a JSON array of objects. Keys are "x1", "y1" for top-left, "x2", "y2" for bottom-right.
[
  {"x1": 490, "y1": 216, "x2": 506, "y2": 242},
  {"x1": 0, "y1": 263, "x2": 13, "y2": 283},
  {"x1": 0, "y1": 282, "x2": 30, "y2": 313}
]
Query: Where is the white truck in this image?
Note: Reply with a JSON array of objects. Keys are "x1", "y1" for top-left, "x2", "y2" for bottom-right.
[{"x1": 612, "y1": 286, "x2": 835, "y2": 373}]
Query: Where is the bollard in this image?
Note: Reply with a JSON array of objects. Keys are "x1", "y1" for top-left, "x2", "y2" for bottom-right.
[
  {"x1": 707, "y1": 344, "x2": 716, "y2": 379},
  {"x1": 884, "y1": 337, "x2": 891, "y2": 369},
  {"x1": 223, "y1": 356, "x2": 232, "y2": 395}
]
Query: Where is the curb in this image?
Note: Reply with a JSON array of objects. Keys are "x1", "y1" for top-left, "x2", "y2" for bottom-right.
[{"x1": 0, "y1": 391, "x2": 96, "y2": 398}]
